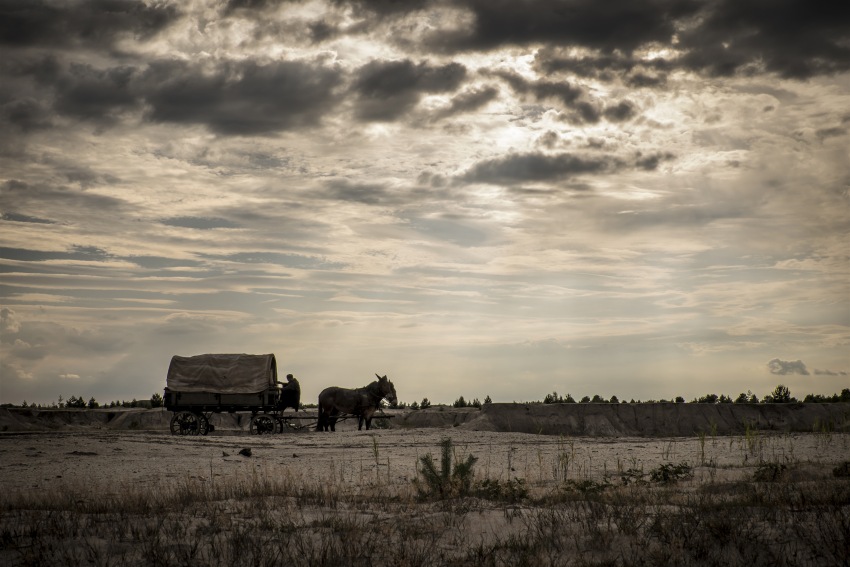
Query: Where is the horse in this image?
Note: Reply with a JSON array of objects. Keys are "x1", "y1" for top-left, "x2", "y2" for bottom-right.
[{"x1": 316, "y1": 374, "x2": 398, "y2": 431}]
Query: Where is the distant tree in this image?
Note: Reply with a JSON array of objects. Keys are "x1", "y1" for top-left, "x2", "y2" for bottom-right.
[
  {"x1": 453, "y1": 396, "x2": 467, "y2": 408},
  {"x1": 718, "y1": 394, "x2": 732, "y2": 404},
  {"x1": 695, "y1": 394, "x2": 719, "y2": 404},
  {"x1": 87, "y1": 397, "x2": 99, "y2": 409},
  {"x1": 565, "y1": 393, "x2": 576, "y2": 403},
  {"x1": 675, "y1": 396, "x2": 685, "y2": 403},
  {"x1": 470, "y1": 398, "x2": 481, "y2": 409},
  {"x1": 21, "y1": 400, "x2": 28, "y2": 408},
  {"x1": 543, "y1": 392, "x2": 560, "y2": 404},
  {"x1": 734, "y1": 392, "x2": 748, "y2": 404},
  {"x1": 150, "y1": 392, "x2": 163, "y2": 408},
  {"x1": 420, "y1": 398, "x2": 431, "y2": 409},
  {"x1": 590, "y1": 394, "x2": 605, "y2": 403},
  {"x1": 484, "y1": 395, "x2": 492, "y2": 404},
  {"x1": 579, "y1": 395, "x2": 591, "y2": 403},
  {"x1": 410, "y1": 401, "x2": 420, "y2": 410},
  {"x1": 609, "y1": 395, "x2": 619, "y2": 404},
  {"x1": 766, "y1": 384, "x2": 792, "y2": 403},
  {"x1": 841, "y1": 388, "x2": 850, "y2": 402},
  {"x1": 66, "y1": 395, "x2": 86, "y2": 408}
]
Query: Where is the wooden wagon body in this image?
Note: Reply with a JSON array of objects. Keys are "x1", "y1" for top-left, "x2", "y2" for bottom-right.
[{"x1": 164, "y1": 353, "x2": 299, "y2": 435}]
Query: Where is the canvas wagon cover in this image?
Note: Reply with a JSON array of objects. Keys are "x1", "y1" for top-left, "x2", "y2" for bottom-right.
[{"x1": 166, "y1": 353, "x2": 277, "y2": 394}]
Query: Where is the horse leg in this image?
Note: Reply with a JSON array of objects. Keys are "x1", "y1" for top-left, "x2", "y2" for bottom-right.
[
  {"x1": 329, "y1": 409, "x2": 338, "y2": 432},
  {"x1": 363, "y1": 408, "x2": 375, "y2": 430},
  {"x1": 316, "y1": 405, "x2": 325, "y2": 431}
]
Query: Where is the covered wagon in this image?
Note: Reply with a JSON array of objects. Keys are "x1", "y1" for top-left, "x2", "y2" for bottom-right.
[{"x1": 164, "y1": 353, "x2": 300, "y2": 435}]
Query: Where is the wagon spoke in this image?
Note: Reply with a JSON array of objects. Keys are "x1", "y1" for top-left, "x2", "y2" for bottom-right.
[
  {"x1": 170, "y1": 411, "x2": 202, "y2": 436},
  {"x1": 250, "y1": 414, "x2": 276, "y2": 435}
]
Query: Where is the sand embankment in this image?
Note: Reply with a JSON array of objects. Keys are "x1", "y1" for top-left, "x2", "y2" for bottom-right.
[
  {"x1": 399, "y1": 402, "x2": 850, "y2": 436},
  {"x1": 3, "y1": 402, "x2": 849, "y2": 436}
]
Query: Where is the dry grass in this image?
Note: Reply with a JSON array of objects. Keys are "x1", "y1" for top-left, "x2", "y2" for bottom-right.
[{"x1": 1, "y1": 440, "x2": 849, "y2": 566}]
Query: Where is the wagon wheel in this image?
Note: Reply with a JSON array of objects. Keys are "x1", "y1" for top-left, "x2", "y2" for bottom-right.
[
  {"x1": 170, "y1": 411, "x2": 202, "y2": 436},
  {"x1": 250, "y1": 414, "x2": 276, "y2": 435},
  {"x1": 274, "y1": 416, "x2": 286, "y2": 434}
]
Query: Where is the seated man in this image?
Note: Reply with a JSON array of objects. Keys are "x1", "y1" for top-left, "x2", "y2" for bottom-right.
[{"x1": 279, "y1": 373, "x2": 301, "y2": 411}]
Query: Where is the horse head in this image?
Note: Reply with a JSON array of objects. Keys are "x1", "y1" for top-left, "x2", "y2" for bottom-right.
[{"x1": 375, "y1": 373, "x2": 397, "y2": 405}]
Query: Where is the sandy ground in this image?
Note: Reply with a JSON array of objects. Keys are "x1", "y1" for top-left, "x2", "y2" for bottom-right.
[{"x1": 2, "y1": 425, "x2": 847, "y2": 498}]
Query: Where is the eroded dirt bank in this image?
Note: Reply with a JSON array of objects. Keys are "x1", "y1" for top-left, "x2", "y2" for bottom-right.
[
  {"x1": 402, "y1": 402, "x2": 850, "y2": 436},
  {"x1": 2, "y1": 402, "x2": 849, "y2": 436}
]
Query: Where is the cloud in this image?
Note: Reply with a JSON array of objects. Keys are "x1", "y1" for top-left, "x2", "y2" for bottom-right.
[
  {"x1": 461, "y1": 151, "x2": 623, "y2": 185},
  {"x1": 0, "y1": 360, "x2": 33, "y2": 381},
  {"x1": 159, "y1": 217, "x2": 239, "y2": 230},
  {"x1": 677, "y1": 0, "x2": 850, "y2": 78},
  {"x1": 1, "y1": 307, "x2": 21, "y2": 333},
  {"x1": 813, "y1": 368, "x2": 848, "y2": 376},
  {"x1": 351, "y1": 59, "x2": 467, "y2": 121},
  {"x1": 59, "y1": 373, "x2": 80, "y2": 380},
  {"x1": 1, "y1": 212, "x2": 56, "y2": 224},
  {"x1": 767, "y1": 358, "x2": 810, "y2": 376},
  {"x1": 432, "y1": 86, "x2": 499, "y2": 121},
  {"x1": 0, "y1": 0, "x2": 179, "y2": 49},
  {"x1": 141, "y1": 59, "x2": 344, "y2": 135},
  {"x1": 420, "y1": 0, "x2": 698, "y2": 54}
]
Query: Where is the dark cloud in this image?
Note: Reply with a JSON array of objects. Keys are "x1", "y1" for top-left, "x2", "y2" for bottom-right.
[
  {"x1": 204, "y1": 251, "x2": 345, "y2": 270},
  {"x1": 462, "y1": 152, "x2": 622, "y2": 185},
  {"x1": 0, "y1": 0, "x2": 178, "y2": 49},
  {"x1": 813, "y1": 368, "x2": 848, "y2": 376},
  {"x1": 320, "y1": 179, "x2": 403, "y2": 205},
  {"x1": 635, "y1": 151, "x2": 676, "y2": 171},
  {"x1": 491, "y1": 71, "x2": 638, "y2": 125},
  {"x1": 1, "y1": 212, "x2": 55, "y2": 224},
  {"x1": 351, "y1": 59, "x2": 467, "y2": 121},
  {"x1": 815, "y1": 127, "x2": 846, "y2": 142},
  {"x1": 0, "y1": 179, "x2": 127, "y2": 213},
  {"x1": 534, "y1": 48, "x2": 674, "y2": 86},
  {"x1": 2, "y1": 97, "x2": 53, "y2": 131},
  {"x1": 224, "y1": 0, "x2": 277, "y2": 13},
  {"x1": 53, "y1": 64, "x2": 138, "y2": 122},
  {"x1": 141, "y1": 59, "x2": 344, "y2": 135},
  {"x1": 602, "y1": 100, "x2": 638, "y2": 123},
  {"x1": 128, "y1": 256, "x2": 205, "y2": 270},
  {"x1": 159, "y1": 217, "x2": 240, "y2": 230},
  {"x1": 492, "y1": 70, "x2": 584, "y2": 107},
  {"x1": 421, "y1": 0, "x2": 699, "y2": 54},
  {"x1": 332, "y1": 0, "x2": 433, "y2": 16},
  {"x1": 677, "y1": 0, "x2": 850, "y2": 78},
  {"x1": 360, "y1": 0, "x2": 850, "y2": 80},
  {"x1": 767, "y1": 358, "x2": 810, "y2": 376},
  {"x1": 432, "y1": 86, "x2": 499, "y2": 121},
  {"x1": 0, "y1": 245, "x2": 112, "y2": 263}
]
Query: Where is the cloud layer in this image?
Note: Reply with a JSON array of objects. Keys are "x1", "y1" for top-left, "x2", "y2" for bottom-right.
[{"x1": 1, "y1": 0, "x2": 848, "y2": 405}]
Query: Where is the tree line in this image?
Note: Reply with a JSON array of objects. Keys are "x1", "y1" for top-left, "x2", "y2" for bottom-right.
[
  {"x1": 540, "y1": 385, "x2": 850, "y2": 405},
  {"x1": 4, "y1": 385, "x2": 849, "y2": 410}
]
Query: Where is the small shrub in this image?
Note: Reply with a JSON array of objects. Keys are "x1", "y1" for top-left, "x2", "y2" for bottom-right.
[
  {"x1": 562, "y1": 479, "x2": 611, "y2": 494},
  {"x1": 475, "y1": 478, "x2": 528, "y2": 502},
  {"x1": 753, "y1": 462, "x2": 787, "y2": 482},
  {"x1": 831, "y1": 461, "x2": 850, "y2": 478},
  {"x1": 414, "y1": 438, "x2": 478, "y2": 499},
  {"x1": 620, "y1": 468, "x2": 645, "y2": 486},
  {"x1": 648, "y1": 462, "x2": 693, "y2": 484}
]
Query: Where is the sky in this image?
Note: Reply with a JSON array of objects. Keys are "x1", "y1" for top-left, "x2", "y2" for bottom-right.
[{"x1": 1, "y1": 0, "x2": 848, "y2": 407}]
